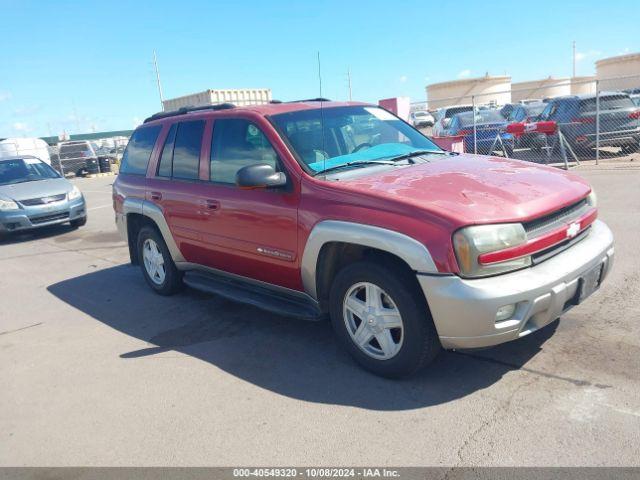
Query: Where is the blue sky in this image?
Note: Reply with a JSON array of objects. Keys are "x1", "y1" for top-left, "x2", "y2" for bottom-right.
[{"x1": 1, "y1": 0, "x2": 638, "y2": 137}]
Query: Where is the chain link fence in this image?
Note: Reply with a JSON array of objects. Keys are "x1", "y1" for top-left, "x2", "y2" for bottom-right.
[{"x1": 415, "y1": 74, "x2": 640, "y2": 168}]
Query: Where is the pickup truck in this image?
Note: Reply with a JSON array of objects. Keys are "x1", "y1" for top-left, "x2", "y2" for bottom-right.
[{"x1": 113, "y1": 100, "x2": 614, "y2": 378}]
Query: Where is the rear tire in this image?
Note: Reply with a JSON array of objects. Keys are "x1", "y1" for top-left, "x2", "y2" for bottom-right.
[
  {"x1": 329, "y1": 261, "x2": 441, "y2": 378},
  {"x1": 137, "y1": 225, "x2": 183, "y2": 295}
]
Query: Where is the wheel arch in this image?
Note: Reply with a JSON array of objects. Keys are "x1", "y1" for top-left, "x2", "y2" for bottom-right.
[
  {"x1": 301, "y1": 220, "x2": 438, "y2": 303},
  {"x1": 122, "y1": 198, "x2": 184, "y2": 265}
]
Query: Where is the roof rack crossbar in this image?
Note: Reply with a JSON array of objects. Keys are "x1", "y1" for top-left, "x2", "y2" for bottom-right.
[
  {"x1": 143, "y1": 103, "x2": 236, "y2": 123},
  {"x1": 284, "y1": 98, "x2": 332, "y2": 103}
]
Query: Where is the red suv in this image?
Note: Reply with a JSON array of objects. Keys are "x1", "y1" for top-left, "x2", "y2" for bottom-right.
[{"x1": 113, "y1": 100, "x2": 614, "y2": 378}]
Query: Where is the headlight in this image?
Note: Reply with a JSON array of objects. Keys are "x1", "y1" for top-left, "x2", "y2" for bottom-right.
[
  {"x1": 586, "y1": 189, "x2": 597, "y2": 208},
  {"x1": 453, "y1": 223, "x2": 531, "y2": 278},
  {"x1": 0, "y1": 198, "x2": 19, "y2": 211},
  {"x1": 68, "y1": 186, "x2": 82, "y2": 200}
]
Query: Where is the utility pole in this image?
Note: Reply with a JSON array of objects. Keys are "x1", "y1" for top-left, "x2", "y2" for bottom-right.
[
  {"x1": 153, "y1": 50, "x2": 165, "y2": 111},
  {"x1": 347, "y1": 68, "x2": 352, "y2": 101},
  {"x1": 572, "y1": 40, "x2": 576, "y2": 78}
]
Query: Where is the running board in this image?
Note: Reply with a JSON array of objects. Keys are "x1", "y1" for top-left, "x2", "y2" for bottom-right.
[{"x1": 183, "y1": 271, "x2": 323, "y2": 321}]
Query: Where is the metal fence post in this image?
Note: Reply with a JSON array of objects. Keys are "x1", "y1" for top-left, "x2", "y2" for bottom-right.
[
  {"x1": 472, "y1": 95, "x2": 477, "y2": 154},
  {"x1": 595, "y1": 80, "x2": 600, "y2": 165}
]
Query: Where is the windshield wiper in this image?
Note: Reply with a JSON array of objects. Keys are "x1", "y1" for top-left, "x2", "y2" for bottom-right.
[
  {"x1": 313, "y1": 160, "x2": 397, "y2": 176},
  {"x1": 387, "y1": 149, "x2": 448, "y2": 162}
]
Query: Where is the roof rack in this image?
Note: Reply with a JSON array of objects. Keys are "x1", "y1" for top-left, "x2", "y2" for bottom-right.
[
  {"x1": 284, "y1": 98, "x2": 332, "y2": 103},
  {"x1": 143, "y1": 103, "x2": 236, "y2": 123}
]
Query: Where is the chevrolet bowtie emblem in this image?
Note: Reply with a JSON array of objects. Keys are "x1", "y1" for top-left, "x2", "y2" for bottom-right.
[{"x1": 566, "y1": 222, "x2": 580, "y2": 238}]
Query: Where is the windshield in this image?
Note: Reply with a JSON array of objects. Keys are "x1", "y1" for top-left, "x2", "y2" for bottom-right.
[
  {"x1": 0, "y1": 157, "x2": 60, "y2": 185},
  {"x1": 270, "y1": 106, "x2": 442, "y2": 173}
]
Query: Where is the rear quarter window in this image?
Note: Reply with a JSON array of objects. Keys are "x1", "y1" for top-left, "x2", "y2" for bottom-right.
[{"x1": 120, "y1": 126, "x2": 162, "y2": 175}]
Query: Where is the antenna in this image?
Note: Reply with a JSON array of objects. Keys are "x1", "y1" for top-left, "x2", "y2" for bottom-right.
[
  {"x1": 317, "y1": 52, "x2": 326, "y2": 175},
  {"x1": 153, "y1": 50, "x2": 165, "y2": 111},
  {"x1": 317, "y1": 52, "x2": 323, "y2": 97},
  {"x1": 572, "y1": 41, "x2": 576, "y2": 78},
  {"x1": 347, "y1": 67, "x2": 353, "y2": 101}
]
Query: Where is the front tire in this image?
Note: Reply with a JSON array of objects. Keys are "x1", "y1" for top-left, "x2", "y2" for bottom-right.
[
  {"x1": 329, "y1": 261, "x2": 441, "y2": 378},
  {"x1": 137, "y1": 225, "x2": 183, "y2": 295},
  {"x1": 70, "y1": 216, "x2": 87, "y2": 228}
]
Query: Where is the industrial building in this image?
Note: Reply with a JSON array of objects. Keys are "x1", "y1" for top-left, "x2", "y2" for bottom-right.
[
  {"x1": 162, "y1": 88, "x2": 272, "y2": 111},
  {"x1": 426, "y1": 74, "x2": 511, "y2": 109}
]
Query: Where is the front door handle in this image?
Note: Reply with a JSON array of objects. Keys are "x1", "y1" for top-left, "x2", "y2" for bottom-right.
[
  {"x1": 150, "y1": 191, "x2": 162, "y2": 201},
  {"x1": 203, "y1": 199, "x2": 220, "y2": 210}
]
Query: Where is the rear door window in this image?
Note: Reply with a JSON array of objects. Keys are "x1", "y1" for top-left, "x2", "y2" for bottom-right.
[
  {"x1": 171, "y1": 120, "x2": 205, "y2": 180},
  {"x1": 157, "y1": 124, "x2": 177, "y2": 178},
  {"x1": 120, "y1": 126, "x2": 161, "y2": 175}
]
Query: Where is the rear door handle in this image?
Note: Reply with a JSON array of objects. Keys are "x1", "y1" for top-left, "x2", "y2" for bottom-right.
[{"x1": 150, "y1": 191, "x2": 162, "y2": 201}]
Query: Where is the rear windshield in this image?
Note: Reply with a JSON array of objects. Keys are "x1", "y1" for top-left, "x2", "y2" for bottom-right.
[
  {"x1": 524, "y1": 103, "x2": 547, "y2": 116},
  {"x1": 59, "y1": 143, "x2": 93, "y2": 157},
  {"x1": 456, "y1": 110, "x2": 505, "y2": 127},
  {"x1": 445, "y1": 106, "x2": 473, "y2": 118},
  {"x1": 579, "y1": 95, "x2": 634, "y2": 113}
]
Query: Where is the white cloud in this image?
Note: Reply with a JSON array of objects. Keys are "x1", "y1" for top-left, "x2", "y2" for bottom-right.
[
  {"x1": 618, "y1": 47, "x2": 631, "y2": 55},
  {"x1": 13, "y1": 105, "x2": 41, "y2": 116},
  {"x1": 13, "y1": 122, "x2": 30, "y2": 132},
  {"x1": 457, "y1": 69, "x2": 471, "y2": 78},
  {"x1": 424, "y1": 76, "x2": 430, "y2": 82},
  {"x1": 0, "y1": 91, "x2": 11, "y2": 102},
  {"x1": 132, "y1": 117, "x2": 142, "y2": 128},
  {"x1": 399, "y1": 75, "x2": 408, "y2": 83},
  {"x1": 575, "y1": 52, "x2": 587, "y2": 61}
]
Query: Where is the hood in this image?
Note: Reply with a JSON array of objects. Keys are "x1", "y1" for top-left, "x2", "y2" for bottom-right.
[
  {"x1": 338, "y1": 154, "x2": 591, "y2": 225},
  {"x1": 0, "y1": 178, "x2": 73, "y2": 202}
]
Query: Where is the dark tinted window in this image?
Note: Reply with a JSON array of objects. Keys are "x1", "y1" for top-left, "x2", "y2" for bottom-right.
[
  {"x1": 172, "y1": 121, "x2": 205, "y2": 180},
  {"x1": 579, "y1": 95, "x2": 635, "y2": 113},
  {"x1": 157, "y1": 124, "x2": 177, "y2": 178},
  {"x1": 445, "y1": 106, "x2": 473, "y2": 118},
  {"x1": 210, "y1": 119, "x2": 278, "y2": 184},
  {"x1": 120, "y1": 126, "x2": 161, "y2": 175}
]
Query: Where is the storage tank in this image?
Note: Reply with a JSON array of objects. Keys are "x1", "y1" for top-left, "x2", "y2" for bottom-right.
[
  {"x1": 596, "y1": 52, "x2": 640, "y2": 91},
  {"x1": 163, "y1": 88, "x2": 272, "y2": 111},
  {"x1": 511, "y1": 77, "x2": 571, "y2": 102},
  {"x1": 426, "y1": 74, "x2": 511, "y2": 110},
  {"x1": 570, "y1": 76, "x2": 596, "y2": 95}
]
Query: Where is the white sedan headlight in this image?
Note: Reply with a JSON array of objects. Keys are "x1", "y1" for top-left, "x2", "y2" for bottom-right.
[
  {"x1": 453, "y1": 223, "x2": 530, "y2": 278},
  {"x1": 586, "y1": 189, "x2": 597, "y2": 208},
  {"x1": 0, "y1": 198, "x2": 19, "y2": 211},
  {"x1": 68, "y1": 186, "x2": 82, "y2": 201}
]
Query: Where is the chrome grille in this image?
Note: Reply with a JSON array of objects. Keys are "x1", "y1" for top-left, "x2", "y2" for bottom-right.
[
  {"x1": 523, "y1": 199, "x2": 589, "y2": 237},
  {"x1": 20, "y1": 193, "x2": 67, "y2": 206}
]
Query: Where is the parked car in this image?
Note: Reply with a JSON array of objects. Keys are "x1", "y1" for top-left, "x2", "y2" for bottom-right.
[
  {"x1": 0, "y1": 137, "x2": 51, "y2": 165},
  {"x1": 507, "y1": 102, "x2": 548, "y2": 148},
  {"x1": 0, "y1": 156, "x2": 86, "y2": 239},
  {"x1": 58, "y1": 140, "x2": 100, "y2": 176},
  {"x1": 410, "y1": 110, "x2": 435, "y2": 128},
  {"x1": 535, "y1": 92, "x2": 640, "y2": 156},
  {"x1": 445, "y1": 110, "x2": 514, "y2": 156},
  {"x1": 499, "y1": 103, "x2": 517, "y2": 119},
  {"x1": 432, "y1": 105, "x2": 474, "y2": 136},
  {"x1": 113, "y1": 100, "x2": 613, "y2": 378}
]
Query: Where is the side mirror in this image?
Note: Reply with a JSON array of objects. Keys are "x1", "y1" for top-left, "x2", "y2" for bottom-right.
[
  {"x1": 442, "y1": 118, "x2": 451, "y2": 128},
  {"x1": 236, "y1": 163, "x2": 287, "y2": 189}
]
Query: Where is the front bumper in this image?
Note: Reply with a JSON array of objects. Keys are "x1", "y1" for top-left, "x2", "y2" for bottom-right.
[
  {"x1": 418, "y1": 220, "x2": 614, "y2": 349},
  {"x1": 0, "y1": 197, "x2": 86, "y2": 233}
]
